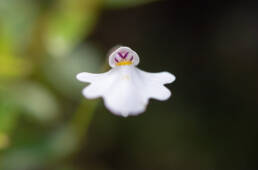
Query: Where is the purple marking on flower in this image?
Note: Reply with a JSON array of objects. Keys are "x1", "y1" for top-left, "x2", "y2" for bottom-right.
[
  {"x1": 118, "y1": 51, "x2": 129, "y2": 59},
  {"x1": 124, "y1": 52, "x2": 129, "y2": 58},
  {"x1": 130, "y1": 56, "x2": 134, "y2": 61},
  {"x1": 115, "y1": 58, "x2": 119, "y2": 63}
]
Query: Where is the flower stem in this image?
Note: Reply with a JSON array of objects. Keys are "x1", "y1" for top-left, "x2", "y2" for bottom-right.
[{"x1": 70, "y1": 99, "x2": 99, "y2": 141}]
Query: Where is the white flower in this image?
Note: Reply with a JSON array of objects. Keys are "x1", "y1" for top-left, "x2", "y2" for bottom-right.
[{"x1": 76, "y1": 46, "x2": 175, "y2": 117}]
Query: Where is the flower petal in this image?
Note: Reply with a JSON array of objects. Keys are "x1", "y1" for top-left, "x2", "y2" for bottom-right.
[
  {"x1": 102, "y1": 74, "x2": 147, "y2": 117},
  {"x1": 82, "y1": 84, "x2": 101, "y2": 99},
  {"x1": 76, "y1": 50, "x2": 176, "y2": 117},
  {"x1": 97, "y1": 66, "x2": 174, "y2": 116},
  {"x1": 76, "y1": 72, "x2": 110, "y2": 83},
  {"x1": 81, "y1": 71, "x2": 116, "y2": 99},
  {"x1": 138, "y1": 70, "x2": 176, "y2": 84},
  {"x1": 147, "y1": 85, "x2": 171, "y2": 101}
]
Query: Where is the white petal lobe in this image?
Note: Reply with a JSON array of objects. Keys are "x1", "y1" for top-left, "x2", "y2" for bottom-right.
[
  {"x1": 138, "y1": 70, "x2": 176, "y2": 84},
  {"x1": 102, "y1": 67, "x2": 147, "y2": 116},
  {"x1": 76, "y1": 72, "x2": 110, "y2": 83}
]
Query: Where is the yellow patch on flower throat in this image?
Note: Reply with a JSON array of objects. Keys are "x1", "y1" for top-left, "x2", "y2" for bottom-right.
[{"x1": 115, "y1": 60, "x2": 132, "y2": 66}]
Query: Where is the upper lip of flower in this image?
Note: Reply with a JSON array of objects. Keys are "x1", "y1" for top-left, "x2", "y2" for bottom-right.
[
  {"x1": 114, "y1": 50, "x2": 134, "y2": 66},
  {"x1": 109, "y1": 47, "x2": 140, "y2": 68}
]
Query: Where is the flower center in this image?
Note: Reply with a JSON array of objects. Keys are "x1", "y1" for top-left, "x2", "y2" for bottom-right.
[
  {"x1": 116, "y1": 60, "x2": 132, "y2": 66},
  {"x1": 114, "y1": 51, "x2": 134, "y2": 66}
]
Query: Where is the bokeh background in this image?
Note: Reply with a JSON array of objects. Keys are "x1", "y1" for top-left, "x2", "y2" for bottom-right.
[{"x1": 1, "y1": 0, "x2": 258, "y2": 170}]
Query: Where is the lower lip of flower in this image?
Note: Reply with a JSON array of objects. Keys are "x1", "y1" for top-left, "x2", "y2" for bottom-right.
[{"x1": 115, "y1": 61, "x2": 133, "y2": 66}]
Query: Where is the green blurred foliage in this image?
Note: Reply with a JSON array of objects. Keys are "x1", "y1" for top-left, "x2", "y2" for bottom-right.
[
  {"x1": 1, "y1": 0, "x2": 257, "y2": 170},
  {"x1": 45, "y1": 0, "x2": 102, "y2": 57},
  {"x1": 0, "y1": 0, "x2": 165, "y2": 170},
  {"x1": 104, "y1": 0, "x2": 160, "y2": 8}
]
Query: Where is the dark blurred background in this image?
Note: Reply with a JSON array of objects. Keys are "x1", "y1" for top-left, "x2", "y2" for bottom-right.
[{"x1": 1, "y1": 0, "x2": 258, "y2": 170}]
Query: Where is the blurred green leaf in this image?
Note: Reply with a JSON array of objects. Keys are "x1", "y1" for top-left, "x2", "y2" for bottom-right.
[
  {"x1": 0, "y1": 0, "x2": 40, "y2": 51},
  {"x1": 0, "y1": 147, "x2": 48, "y2": 170},
  {"x1": 43, "y1": 43, "x2": 102, "y2": 99},
  {"x1": 0, "y1": 54, "x2": 31, "y2": 81},
  {"x1": 45, "y1": 0, "x2": 102, "y2": 57},
  {"x1": 46, "y1": 126, "x2": 79, "y2": 159},
  {"x1": 104, "y1": 0, "x2": 160, "y2": 8},
  {"x1": 0, "y1": 132, "x2": 9, "y2": 150},
  {"x1": 8, "y1": 82, "x2": 60, "y2": 123},
  {"x1": 0, "y1": 101, "x2": 18, "y2": 134},
  {"x1": 0, "y1": 30, "x2": 31, "y2": 81},
  {"x1": 0, "y1": 0, "x2": 37, "y2": 81}
]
